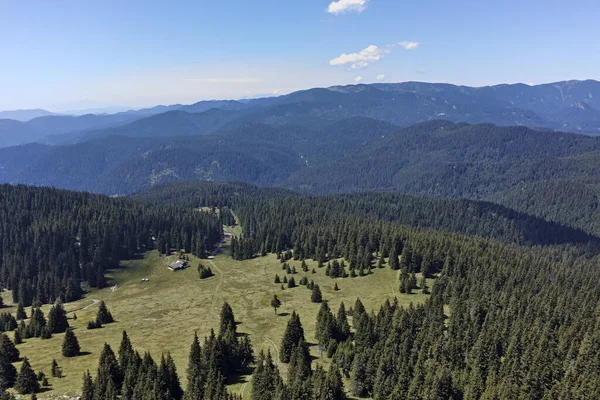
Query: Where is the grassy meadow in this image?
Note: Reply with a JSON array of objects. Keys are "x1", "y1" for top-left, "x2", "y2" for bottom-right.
[{"x1": 2, "y1": 228, "x2": 431, "y2": 399}]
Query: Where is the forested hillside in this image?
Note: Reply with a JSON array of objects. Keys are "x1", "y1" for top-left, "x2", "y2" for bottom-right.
[
  {"x1": 2, "y1": 120, "x2": 600, "y2": 240},
  {"x1": 134, "y1": 181, "x2": 597, "y2": 248},
  {"x1": 133, "y1": 180, "x2": 600, "y2": 398},
  {"x1": 0, "y1": 184, "x2": 222, "y2": 306}
]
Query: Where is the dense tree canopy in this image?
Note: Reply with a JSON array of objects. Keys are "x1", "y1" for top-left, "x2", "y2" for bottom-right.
[{"x1": 0, "y1": 184, "x2": 222, "y2": 306}]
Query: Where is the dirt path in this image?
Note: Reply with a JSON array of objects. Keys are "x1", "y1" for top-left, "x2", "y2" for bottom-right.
[
  {"x1": 264, "y1": 337, "x2": 280, "y2": 365},
  {"x1": 209, "y1": 259, "x2": 225, "y2": 311},
  {"x1": 67, "y1": 298, "x2": 100, "y2": 314}
]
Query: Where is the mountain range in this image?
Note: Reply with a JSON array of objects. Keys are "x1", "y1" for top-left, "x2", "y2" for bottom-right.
[
  {"x1": 2, "y1": 79, "x2": 600, "y2": 237},
  {"x1": 1, "y1": 79, "x2": 600, "y2": 149}
]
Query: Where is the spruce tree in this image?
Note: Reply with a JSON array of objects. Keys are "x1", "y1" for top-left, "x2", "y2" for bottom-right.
[
  {"x1": 118, "y1": 331, "x2": 135, "y2": 371},
  {"x1": 0, "y1": 333, "x2": 19, "y2": 362},
  {"x1": 81, "y1": 372, "x2": 94, "y2": 398},
  {"x1": 324, "y1": 364, "x2": 346, "y2": 400},
  {"x1": 316, "y1": 302, "x2": 336, "y2": 347},
  {"x1": 0, "y1": 354, "x2": 17, "y2": 389},
  {"x1": 184, "y1": 333, "x2": 204, "y2": 400},
  {"x1": 219, "y1": 302, "x2": 236, "y2": 336},
  {"x1": 47, "y1": 301, "x2": 69, "y2": 333},
  {"x1": 96, "y1": 301, "x2": 114, "y2": 324},
  {"x1": 271, "y1": 295, "x2": 282, "y2": 314},
  {"x1": 334, "y1": 282, "x2": 339, "y2": 291},
  {"x1": 311, "y1": 284, "x2": 323, "y2": 303},
  {"x1": 287, "y1": 277, "x2": 296, "y2": 288},
  {"x1": 274, "y1": 274, "x2": 281, "y2": 284},
  {"x1": 62, "y1": 328, "x2": 80, "y2": 357},
  {"x1": 13, "y1": 329, "x2": 22, "y2": 345},
  {"x1": 280, "y1": 311, "x2": 305, "y2": 363},
  {"x1": 94, "y1": 343, "x2": 122, "y2": 396},
  {"x1": 15, "y1": 358, "x2": 40, "y2": 394},
  {"x1": 16, "y1": 302, "x2": 26, "y2": 320},
  {"x1": 336, "y1": 302, "x2": 351, "y2": 340}
]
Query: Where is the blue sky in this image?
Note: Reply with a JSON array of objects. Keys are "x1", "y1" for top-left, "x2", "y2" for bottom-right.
[{"x1": 1, "y1": 0, "x2": 599, "y2": 111}]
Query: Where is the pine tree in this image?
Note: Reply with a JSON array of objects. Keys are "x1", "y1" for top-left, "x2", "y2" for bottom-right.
[
  {"x1": 316, "y1": 302, "x2": 336, "y2": 347},
  {"x1": 219, "y1": 302, "x2": 236, "y2": 336},
  {"x1": 15, "y1": 358, "x2": 40, "y2": 394},
  {"x1": 0, "y1": 354, "x2": 17, "y2": 389},
  {"x1": 271, "y1": 295, "x2": 282, "y2": 315},
  {"x1": 47, "y1": 301, "x2": 69, "y2": 333},
  {"x1": 287, "y1": 277, "x2": 296, "y2": 288},
  {"x1": 311, "y1": 284, "x2": 323, "y2": 303},
  {"x1": 94, "y1": 343, "x2": 122, "y2": 396},
  {"x1": 323, "y1": 364, "x2": 347, "y2": 400},
  {"x1": 184, "y1": 333, "x2": 204, "y2": 400},
  {"x1": 16, "y1": 302, "x2": 26, "y2": 320},
  {"x1": 389, "y1": 247, "x2": 400, "y2": 270},
  {"x1": 336, "y1": 302, "x2": 351, "y2": 340},
  {"x1": 280, "y1": 311, "x2": 305, "y2": 363},
  {"x1": 252, "y1": 350, "x2": 284, "y2": 400},
  {"x1": 62, "y1": 328, "x2": 80, "y2": 357},
  {"x1": 0, "y1": 333, "x2": 19, "y2": 362},
  {"x1": 118, "y1": 331, "x2": 135, "y2": 371},
  {"x1": 13, "y1": 330, "x2": 22, "y2": 345},
  {"x1": 81, "y1": 370, "x2": 94, "y2": 400},
  {"x1": 96, "y1": 301, "x2": 114, "y2": 324},
  {"x1": 274, "y1": 274, "x2": 281, "y2": 284}
]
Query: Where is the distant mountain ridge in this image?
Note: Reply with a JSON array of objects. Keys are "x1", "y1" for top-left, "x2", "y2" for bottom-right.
[
  {"x1": 0, "y1": 109, "x2": 55, "y2": 121},
  {"x1": 1, "y1": 79, "x2": 599, "y2": 149}
]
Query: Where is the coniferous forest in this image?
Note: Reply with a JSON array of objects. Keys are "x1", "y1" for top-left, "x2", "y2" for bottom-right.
[
  {"x1": 1, "y1": 180, "x2": 600, "y2": 398},
  {"x1": 133, "y1": 181, "x2": 600, "y2": 398},
  {"x1": 0, "y1": 184, "x2": 222, "y2": 306}
]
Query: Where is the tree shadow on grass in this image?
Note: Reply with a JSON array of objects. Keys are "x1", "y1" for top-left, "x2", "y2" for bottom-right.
[
  {"x1": 227, "y1": 370, "x2": 254, "y2": 385},
  {"x1": 277, "y1": 312, "x2": 290, "y2": 317}
]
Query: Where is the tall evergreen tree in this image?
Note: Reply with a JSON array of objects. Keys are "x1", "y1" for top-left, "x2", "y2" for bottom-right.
[
  {"x1": 94, "y1": 343, "x2": 122, "y2": 397},
  {"x1": 219, "y1": 302, "x2": 236, "y2": 336},
  {"x1": 96, "y1": 301, "x2": 114, "y2": 324},
  {"x1": 81, "y1": 371, "x2": 94, "y2": 400},
  {"x1": 62, "y1": 327, "x2": 80, "y2": 357},
  {"x1": 0, "y1": 334, "x2": 19, "y2": 362},
  {"x1": 0, "y1": 354, "x2": 17, "y2": 389},
  {"x1": 16, "y1": 302, "x2": 26, "y2": 321},
  {"x1": 15, "y1": 358, "x2": 40, "y2": 394},
  {"x1": 311, "y1": 284, "x2": 323, "y2": 303},
  {"x1": 280, "y1": 311, "x2": 305, "y2": 363},
  {"x1": 184, "y1": 332, "x2": 205, "y2": 400},
  {"x1": 47, "y1": 301, "x2": 69, "y2": 333}
]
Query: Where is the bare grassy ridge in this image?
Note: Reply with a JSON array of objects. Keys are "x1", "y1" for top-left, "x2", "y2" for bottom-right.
[{"x1": 4, "y1": 232, "x2": 430, "y2": 399}]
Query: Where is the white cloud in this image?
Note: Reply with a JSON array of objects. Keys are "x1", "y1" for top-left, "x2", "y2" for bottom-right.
[
  {"x1": 376, "y1": 74, "x2": 385, "y2": 81},
  {"x1": 355, "y1": 76, "x2": 363, "y2": 83},
  {"x1": 399, "y1": 41, "x2": 420, "y2": 50},
  {"x1": 327, "y1": 0, "x2": 368, "y2": 15},
  {"x1": 329, "y1": 45, "x2": 388, "y2": 69},
  {"x1": 330, "y1": 41, "x2": 420, "y2": 69}
]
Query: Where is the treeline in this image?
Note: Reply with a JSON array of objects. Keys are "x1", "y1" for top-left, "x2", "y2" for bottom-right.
[
  {"x1": 0, "y1": 184, "x2": 222, "y2": 306},
  {"x1": 134, "y1": 181, "x2": 599, "y2": 249},
  {"x1": 81, "y1": 302, "x2": 251, "y2": 400}
]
